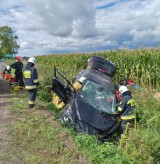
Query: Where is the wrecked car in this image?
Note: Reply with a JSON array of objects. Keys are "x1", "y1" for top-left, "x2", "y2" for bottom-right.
[{"x1": 51, "y1": 56, "x2": 120, "y2": 140}]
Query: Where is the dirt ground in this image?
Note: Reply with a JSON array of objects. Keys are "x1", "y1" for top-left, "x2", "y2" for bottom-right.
[{"x1": 0, "y1": 74, "x2": 20, "y2": 163}]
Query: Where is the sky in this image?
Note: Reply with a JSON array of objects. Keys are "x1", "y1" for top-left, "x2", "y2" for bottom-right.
[{"x1": 0, "y1": 0, "x2": 160, "y2": 57}]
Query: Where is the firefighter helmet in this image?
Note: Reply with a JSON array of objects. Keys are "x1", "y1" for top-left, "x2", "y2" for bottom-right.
[
  {"x1": 119, "y1": 85, "x2": 129, "y2": 94},
  {"x1": 78, "y1": 77, "x2": 86, "y2": 84},
  {"x1": 16, "y1": 56, "x2": 22, "y2": 61},
  {"x1": 6, "y1": 65, "x2": 11, "y2": 71},
  {"x1": 28, "y1": 57, "x2": 36, "y2": 64}
]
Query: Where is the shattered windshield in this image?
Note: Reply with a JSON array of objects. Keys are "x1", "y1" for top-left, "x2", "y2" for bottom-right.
[{"x1": 79, "y1": 80, "x2": 116, "y2": 114}]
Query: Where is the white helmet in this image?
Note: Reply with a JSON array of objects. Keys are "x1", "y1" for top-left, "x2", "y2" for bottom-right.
[
  {"x1": 119, "y1": 85, "x2": 129, "y2": 94},
  {"x1": 78, "y1": 77, "x2": 86, "y2": 84},
  {"x1": 6, "y1": 65, "x2": 11, "y2": 71},
  {"x1": 28, "y1": 57, "x2": 36, "y2": 64}
]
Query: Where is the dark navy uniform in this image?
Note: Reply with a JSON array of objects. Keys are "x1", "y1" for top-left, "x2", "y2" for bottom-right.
[
  {"x1": 117, "y1": 91, "x2": 135, "y2": 134},
  {"x1": 10, "y1": 61, "x2": 24, "y2": 86},
  {"x1": 23, "y1": 62, "x2": 39, "y2": 108}
]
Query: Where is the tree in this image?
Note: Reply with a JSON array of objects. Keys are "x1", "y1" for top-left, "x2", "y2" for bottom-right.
[{"x1": 0, "y1": 26, "x2": 20, "y2": 58}]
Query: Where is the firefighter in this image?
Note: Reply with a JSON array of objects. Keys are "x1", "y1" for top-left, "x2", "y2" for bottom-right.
[
  {"x1": 23, "y1": 57, "x2": 39, "y2": 108},
  {"x1": 10, "y1": 56, "x2": 24, "y2": 87},
  {"x1": 73, "y1": 76, "x2": 86, "y2": 90},
  {"x1": 117, "y1": 85, "x2": 135, "y2": 137},
  {"x1": 2, "y1": 65, "x2": 11, "y2": 75},
  {"x1": 52, "y1": 76, "x2": 86, "y2": 109},
  {"x1": 1, "y1": 65, "x2": 12, "y2": 79}
]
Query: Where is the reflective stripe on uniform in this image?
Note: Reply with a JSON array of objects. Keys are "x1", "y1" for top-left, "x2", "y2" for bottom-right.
[
  {"x1": 127, "y1": 99, "x2": 135, "y2": 106},
  {"x1": 29, "y1": 101, "x2": 34, "y2": 104},
  {"x1": 33, "y1": 79, "x2": 39, "y2": 83},
  {"x1": 25, "y1": 85, "x2": 37, "y2": 89},
  {"x1": 117, "y1": 106, "x2": 123, "y2": 112},
  {"x1": 121, "y1": 115, "x2": 135, "y2": 120}
]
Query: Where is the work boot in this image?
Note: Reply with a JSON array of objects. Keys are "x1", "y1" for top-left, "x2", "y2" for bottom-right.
[{"x1": 29, "y1": 104, "x2": 35, "y2": 108}]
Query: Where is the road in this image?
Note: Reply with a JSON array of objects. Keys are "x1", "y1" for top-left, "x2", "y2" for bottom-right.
[
  {"x1": 0, "y1": 61, "x2": 11, "y2": 94},
  {"x1": 0, "y1": 60, "x2": 20, "y2": 163},
  {"x1": 0, "y1": 61, "x2": 4, "y2": 76}
]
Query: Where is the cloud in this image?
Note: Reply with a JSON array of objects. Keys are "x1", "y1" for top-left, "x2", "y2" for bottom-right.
[
  {"x1": 0, "y1": 0, "x2": 160, "y2": 56},
  {"x1": 25, "y1": 0, "x2": 99, "y2": 38},
  {"x1": 96, "y1": 0, "x2": 160, "y2": 49}
]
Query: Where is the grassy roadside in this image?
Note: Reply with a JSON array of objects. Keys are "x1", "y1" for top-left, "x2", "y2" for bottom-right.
[
  {"x1": 7, "y1": 88, "x2": 160, "y2": 164},
  {"x1": 7, "y1": 90, "x2": 90, "y2": 164}
]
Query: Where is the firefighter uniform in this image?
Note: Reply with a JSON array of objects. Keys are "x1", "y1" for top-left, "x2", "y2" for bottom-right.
[
  {"x1": 117, "y1": 90, "x2": 135, "y2": 135},
  {"x1": 23, "y1": 60, "x2": 38, "y2": 108},
  {"x1": 10, "y1": 60, "x2": 24, "y2": 87}
]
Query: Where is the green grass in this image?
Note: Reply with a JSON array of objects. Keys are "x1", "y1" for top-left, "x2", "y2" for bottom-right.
[
  {"x1": 75, "y1": 134, "x2": 133, "y2": 164},
  {"x1": 10, "y1": 116, "x2": 77, "y2": 164},
  {"x1": 8, "y1": 91, "x2": 89, "y2": 164}
]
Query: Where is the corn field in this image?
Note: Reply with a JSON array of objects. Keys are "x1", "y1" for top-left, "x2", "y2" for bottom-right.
[{"x1": 36, "y1": 48, "x2": 160, "y2": 90}]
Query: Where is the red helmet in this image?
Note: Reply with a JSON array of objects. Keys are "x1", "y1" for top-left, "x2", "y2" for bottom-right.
[
  {"x1": 127, "y1": 79, "x2": 135, "y2": 85},
  {"x1": 16, "y1": 56, "x2": 22, "y2": 61}
]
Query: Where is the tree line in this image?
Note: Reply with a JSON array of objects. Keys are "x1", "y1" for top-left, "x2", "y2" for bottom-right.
[{"x1": 0, "y1": 26, "x2": 20, "y2": 59}]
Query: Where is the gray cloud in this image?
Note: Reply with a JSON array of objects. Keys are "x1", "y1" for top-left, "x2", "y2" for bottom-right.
[
  {"x1": 0, "y1": 0, "x2": 160, "y2": 56},
  {"x1": 25, "y1": 0, "x2": 99, "y2": 38},
  {"x1": 96, "y1": 0, "x2": 160, "y2": 49}
]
